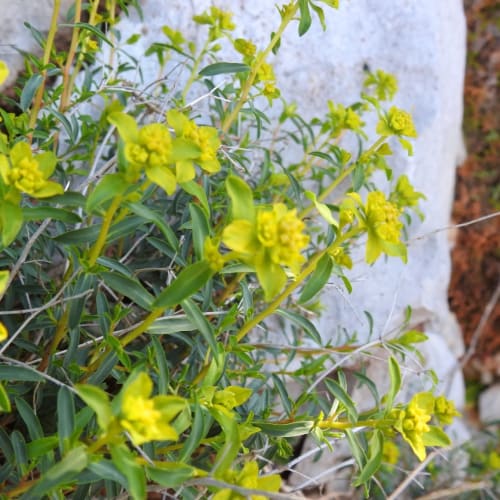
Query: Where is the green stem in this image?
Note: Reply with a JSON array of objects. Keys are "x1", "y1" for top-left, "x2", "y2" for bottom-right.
[
  {"x1": 318, "y1": 418, "x2": 394, "y2": 431},
  {"x1": 221, "y1": 4, "x2": 298, "y2": 135},
  {"x1": 87, "y1": 195, "x2": 123, "y2": 267},
  {"x1": 59, "y1": 0, "x2": 82, "y2": 112},
  {"x1": 119, "y1": 308, "x2": 164, "y2": 347},
  {"x1": 28, "y1": 0, "x2": 61, "y2": 135},
  {"x1": 299, "y1": 136, "x2": 387, "y2": 219},
  {"x1": 181, "y1": 39, "x2": 212, "y2": 104},
  {"x1": 235, "y1": 228, "x2": 358, "y2": 342}
]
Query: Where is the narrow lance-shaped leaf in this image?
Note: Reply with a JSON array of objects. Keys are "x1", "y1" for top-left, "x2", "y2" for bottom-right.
[{"x1": 153, "y1": 261, "x2": 213, "y2": 309}]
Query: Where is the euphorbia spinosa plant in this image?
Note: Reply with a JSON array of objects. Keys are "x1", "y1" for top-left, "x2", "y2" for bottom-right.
[{"x1": 0, "y1": 1, "x2": 459, "y2": 498}]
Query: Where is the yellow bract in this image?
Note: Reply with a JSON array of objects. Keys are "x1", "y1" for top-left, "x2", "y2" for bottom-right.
[
  {"x1": 0, "y1": 322, "x2": 7, "y2": 342},
  {"x1": 120, "y1": 372, "x2": 185, "y2": 445},
  {"x1": 0, "y1": 60, "x2": 9, "y2": 85}
]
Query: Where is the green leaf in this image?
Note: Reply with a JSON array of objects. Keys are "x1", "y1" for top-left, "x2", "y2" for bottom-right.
[
  {"x1": 26, "y1": 436, "x2": 58, "y2": 460},
  {"x1": 0, "y1": 365, "x2": 45, "y2": 382},
  {"x1": 181, "y1": 298, "x2": 218, "y2": 354},
  {"x1": 226, "y1": 175, "x2": 255, "y2": 222},
  {"x1": 75, "y1": 384, "x2": 112, "y2": 431},
  {"x1": 25, "y1": 446, "x2": 89, "y2": 498},
  {"x1": 147, "y1": 463, "x2": 199, "y2": 488},
  {"x1": 15, "y1": 397, "x2": 44, "y2": 440},
  {"x1": 324, "y1": 378, "x2": 358, "y2": 422},
  {"x1": 354, "y1": 430, "x2": 383, "y2": 486},
  {"x1": 22, "y1": 206, "x2": 81, "y2": 223},
  {"x1": 210, "y1": 407, "x2": 240, "y2": 477},
  {"x1": 199, "y1": 62, "x2": 250, "y2": 76},
  {"x1": 189, "y1": 203, "x2": 210, "y2": 261},
  {"x1": 276, "y1": 308, "x2": 322, "y2": 345},
  {"x1": 57, "y1": 388, "x2": 75, "y2": 453},
  {"x1": 153, "y1": 260, "x2": 213, "y2": 309},
  {"x1": 0, "y1": 200, "x2": 23, "y2": 247},
  {"x1": 147, "y1": 316, "x2": 198, "y2": 335},
  {"x1": 299, "y1": 253, "x2": 333, "y2": 303},
  {"x1": 390, "y1": 330, "x2": 428, "y2": 346},
  {"x1": 111, "y1": 445, "x2": 146, "y2": 500},
  {"x1": 310, "y1": 2, "x2": 326, "y2": 30},
  {"x1": 272, "y1": 374, "x2": 293, "y2": 417},
  {"x1": 108, "y1": 111, "x2": 139, "y2": 143},
  {"x1": 11, "y1": 430, "x2": 29, "y2": 476},
  {"x1": 86, "y1": 174, "x2": 128, "y2": 213},
  {"x1": 126, "y1": 201, "x2": 178, "y2": 250},
  {"x1": 385, "y1": 356, "x2": 401, "y2": 412},
  {"x1": 0, "y1": 382, "x2": 11, "y2": 412},
  {"x1": 298, "y1": 0, "x2": 312, "y2": 36},
  {"x1": 181, "y1": 180, "x2": 210, "y2": 217},
  {"x1": 255, "y1": 420, "x2": 314, "y2": 437},
  {"x1": 422, "y1": 426, "x2": 451, "y2": 448},
  {"x1": 20, "y1": 74, "x2": 43, "y2": 111},
  {"x1": 61, "y1": 22, "x2": 113, "y2": 46},
  {"x1": 179, "y1": 404, "x2": 210, "y2": 462},
  {"x1": 171, "y1": 137, "x2": 201, "y2": 161},
  {"x1": 100, "y1": 272, "x2": 154, "y2": 311},
  {"x1": 304, "y1": 191, "x2": 338, "y2": 227}
]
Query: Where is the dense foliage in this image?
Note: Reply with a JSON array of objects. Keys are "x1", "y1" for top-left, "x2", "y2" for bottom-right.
[{"x1": 0, "y1": 1, "x2": 460, "y2": 498}]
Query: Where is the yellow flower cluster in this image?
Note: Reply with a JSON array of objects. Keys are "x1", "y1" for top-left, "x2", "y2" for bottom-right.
[
  {"x1": 0, "y1": 142, "x2": 62, "y2": 198},
  {"x1": 204, "y1": 237, "x2": 224, "y2": 272},
  {"x1": 213, "y1": 461, "x2": 281, "y2": 500},
  {"x1": 377, "y1": 106, "x2": 417, "y2": 138},
  {"x1": 392, "y1": 392, "x2": 459, "y2": 461},
  {"x1": 179, "y1": 118, "x2": 220, "y2": 174},
  {"x1": 222, "y1": 202, "x2": 309, "y2": 299},
  {"x1": 109, "y1": 110, "x2": 220, "y2": 195},
  {"x1": 234, "y1": 38, "x2": 256, "y2": 58},
  {"x1": 127, "y1": 123, "x2": 172, "y2": 168},
  {"x1": 326, "y1": 101, "x2": 364, "y2": 137},
  {"x1": 256, "y1": 205, "x2": 309, "y2": 272},
  {"x1": 255, "y1": 60, "x2": 280, "y2": 99},
  {"x1": 193, "y1": 6, "x2": 235, "y2": 41},
  {"x1": 434, "y1": 395, "x2": 461, "y2": 426},
  {"x1": 366, "y1": 191, "x2": 402, "y2": 244}
]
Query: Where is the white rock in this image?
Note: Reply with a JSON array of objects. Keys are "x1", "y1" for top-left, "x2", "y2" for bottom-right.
[
  {"x1": 0, "y1": 0, "x2": 74, "y2": 90},
  {"x1": 1, "y1": 1, "x2": 467, "y2": 358},
  {"x1": 100, "y1": 0, "x2": 466, "y2": 354},
  {"x1": 478, "y1": 384, "x2": 500, "y2": 426}
]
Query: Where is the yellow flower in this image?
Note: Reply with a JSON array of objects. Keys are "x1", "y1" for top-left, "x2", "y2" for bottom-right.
[
  {"x1": 364, "y1": 69, "x2": 398, "y2": 101},
  {"x1": 390, "y1": 174, "x2": 425, "y2": 209},
  {"x1": 223, "y1": 203, "x2": 309, "y2": 300},
  {"x1": 393, "y1": 392, "x2": 433, "y2": 461},
  {"x1": 120, "y1": 372, "x2": 186, "y2": 445},
  {"x1": 234, "y1": 38, "x2": 256, "y2": 58},
  {"x1": 433, "y1": 395, "x2": 461, "y2": 426},
  {"x1": 0, "y1": 60, "x2": 9, "y2": 86},
  {"x1": 193, "y1": 7, "x2": 235, "y2": 40},
  {"x1": 377, "y1": 106, "x2": 417, "y2": 138},
  {"x1": 0, "y1": 322, "x2": 7, "y2": 342},
  {"x1": 204, "y1": 237, "x2": 224, "y2": 272},
  {"x1": 125, "y1": 123, "x2": 173, "y2": 170},
  {"x1": 382, "y1": 440, "x2": 400, "y2": 466},
  {"x1": 0, "y1": 142, "x2": 62, "y2": 198},
  {"x1": 109, "y1": 112, "x2": 201, "y2": 195},
  {"x1": 213, "y1": 461, "x2": 281, "y2": 500}
]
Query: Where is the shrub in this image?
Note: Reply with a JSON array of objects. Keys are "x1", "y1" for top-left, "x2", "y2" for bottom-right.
[{"x1": 0, "y1": 1, "x2": 459, "y2": 498}]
